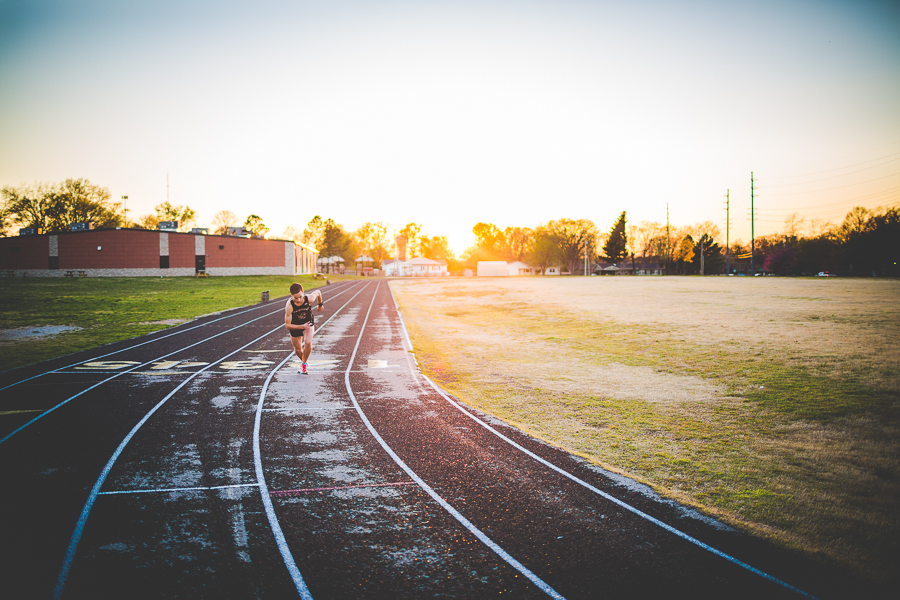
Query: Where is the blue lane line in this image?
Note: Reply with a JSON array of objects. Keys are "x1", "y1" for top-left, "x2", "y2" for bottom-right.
[
  {"x1": 0, "y1": 283, "x2": 361, "y2": 446},
  {"x1": 0, "y1": 280, "x2": 353, "y2": 391}
]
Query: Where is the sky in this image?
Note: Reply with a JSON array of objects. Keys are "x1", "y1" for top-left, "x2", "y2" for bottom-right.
[{"x1": 1, "y1": 0, "x2": 899, "y2": 255}]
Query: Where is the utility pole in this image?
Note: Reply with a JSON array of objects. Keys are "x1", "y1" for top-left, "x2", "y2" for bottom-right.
[
  {"x1": 583, "y1": 232, "x2": 588, "y2": 276},
  {"x1": 122, "y1": 195, "x2": 128, "y2": 226},
  {"x1": 724, "y1": 189, "x2": 730, "y2": 275},
  {"x1": 750, "y1": 172, "x2": 755, "y2": 276},
  {"x1": 700, "y1": 239, "x2": 705, "y2": 275},
  {"x1": 666, "y1": 203, "x2": 670, "y2": 273}
]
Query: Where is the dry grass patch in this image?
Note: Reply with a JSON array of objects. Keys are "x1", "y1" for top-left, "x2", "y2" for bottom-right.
[{"x1": 390, "y1": 276, "x2": 900, "y2": 583}]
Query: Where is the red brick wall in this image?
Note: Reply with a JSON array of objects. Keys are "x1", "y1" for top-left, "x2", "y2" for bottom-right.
[
  {"x1": 207, "y1": 237, "x2": 286, "y2": 268},
  {"x1": 59, "y1": 230, "x2": 159, "y2": 269},
  {"x1": 0, "y1": 236, "x2": 49, "y2": 269},
  {"x1": 0, "y1": 230, "x2": 289, "y2": 271},
  {"x1": 168, "y1": 233, "x2": 195, "y2": 268}
]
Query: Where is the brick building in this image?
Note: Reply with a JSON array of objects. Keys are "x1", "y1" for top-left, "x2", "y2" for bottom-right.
[{"x1": 0, "y1": 228, "x2": 318, "y2": 277}]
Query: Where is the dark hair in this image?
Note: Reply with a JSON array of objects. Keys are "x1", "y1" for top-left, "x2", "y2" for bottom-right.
[{"x1": 289, "y1": 283, "x2": 302, "y2": 294}]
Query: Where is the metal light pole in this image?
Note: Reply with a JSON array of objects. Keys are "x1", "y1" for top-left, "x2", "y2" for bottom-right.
[{"x1": 122, "y1": 195, "x2": 128, "y2": 226}]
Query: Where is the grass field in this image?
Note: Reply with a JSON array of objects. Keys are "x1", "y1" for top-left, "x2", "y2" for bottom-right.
[
  {"x1": 390, "y1": 276, "x2": 900, "y2": 583},
  {"x1": 0, "y1": 274, "x2": 360, "y2": 372}
]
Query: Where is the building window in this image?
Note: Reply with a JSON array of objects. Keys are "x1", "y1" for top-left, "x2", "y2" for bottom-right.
[
  {"x1": 49, "y1": 256, "x2": 59, "y2": 270},
  {"x1": 160, "y1": 256, "x2": 169, "y2": 269}
]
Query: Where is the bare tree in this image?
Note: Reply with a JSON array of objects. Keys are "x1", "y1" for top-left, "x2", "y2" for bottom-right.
[
  {"x1": 212, "y1": 210, "x2": 239, "y2": 235},
  {"x1": 783, "y1": 213, "x2": 805, "y2": 239},
  {"x1": 808, "y1": 218, "x2": 832, "y2": 238}
]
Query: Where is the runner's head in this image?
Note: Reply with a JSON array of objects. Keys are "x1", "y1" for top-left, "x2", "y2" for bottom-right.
[{"x1": 290, "y1": 282, "x2": 303, "y2": 299}]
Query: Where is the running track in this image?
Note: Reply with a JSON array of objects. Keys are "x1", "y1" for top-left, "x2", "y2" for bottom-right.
[{"x1": 0, "y1": 280, "x2": 865, "y2": 599}]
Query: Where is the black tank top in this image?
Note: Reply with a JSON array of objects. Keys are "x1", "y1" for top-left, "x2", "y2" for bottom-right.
[{"x1": 291, "y1": 296, "x2": 313, "y2": 326}]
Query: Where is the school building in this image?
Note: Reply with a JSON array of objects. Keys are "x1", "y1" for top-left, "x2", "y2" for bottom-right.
[{"x1": 0, "y1": 228, "x2": 318, "y2": 277}]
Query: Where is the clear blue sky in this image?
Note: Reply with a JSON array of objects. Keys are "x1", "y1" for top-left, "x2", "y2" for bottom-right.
[{"x1": 2, "y1": 0, "x2": 898, "y2": 253}]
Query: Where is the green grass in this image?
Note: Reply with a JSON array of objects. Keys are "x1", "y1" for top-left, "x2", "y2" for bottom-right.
[{"x1": 0, "y1": 274, "x2": 362, "y2": 371}]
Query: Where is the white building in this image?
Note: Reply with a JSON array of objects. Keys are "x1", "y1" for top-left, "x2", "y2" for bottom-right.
[
  {"x1": 506, "y1": 261, "x2": 537, "y2": 275},
  {"x1": 477, "y1": 261, "x2": 509, "y2": 276},
  {"x1": 383, "y1": 257, "x2": 448, "y2": 276}
]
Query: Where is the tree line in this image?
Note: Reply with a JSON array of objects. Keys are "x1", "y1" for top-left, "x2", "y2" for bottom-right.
[
  {"x1": 0, "y1": 179, "x2": 270, "y2": 238},
  {"x1": 3, "y1": 179, "x2": 896, "y2": 276}
]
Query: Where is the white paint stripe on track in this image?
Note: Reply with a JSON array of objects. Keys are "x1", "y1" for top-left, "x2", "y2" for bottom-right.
[
  {"x1": 52, "y1": 283, "x2": 364, "y2": 600},
  {"x1": 99, "y1": 483, "x2": 259, "y2": 495},
  {"x1": 0, "y1": 280, "x2": 355, "y2": 389},
  {"x1": 0, "y1": 283, "x2": 362, "y2": 446},
  {"x1": 388, "y1": 287, "x2": 818, "y2": 600},
  {"x1": 253, "y1": 282, "x2": 372, "y2": 600},
  {"x1": 346, "y1": 282, "x2": 566, "y2": 600}
]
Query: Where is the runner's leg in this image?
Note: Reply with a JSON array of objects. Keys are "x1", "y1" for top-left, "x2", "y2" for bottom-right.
[
  {"x1": 301, "y1": 325, "x2": 315, "y2": 364},
  {"x1": 290, "y1": 334, "x2": 303, "y2": 360}
]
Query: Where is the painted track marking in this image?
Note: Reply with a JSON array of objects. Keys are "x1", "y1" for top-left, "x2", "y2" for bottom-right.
[
  {"x1": 253, "y1": 282, "x2": 373, "y2": 600},
  {"x1": 0, "y1": 282, "x2": 362, "y2": 446},
  {"x1": 386, "y1": 283, "x2": 819, "y2": 600},
  {"x1": 0, "y1": 280, "x2": 354, "y2": 390},
  {"x1": 52, "y1": 283, "x2": 365, "y2": 600},
  {"x1": 345, "y1": 282, "x2": 567, "y2": 600},
  {"x1": 270, "y1": 482, "x2": 417, "y2": 497},
  {"x1": 99, "y1": 483, "x2": 259, "y2": 495}
]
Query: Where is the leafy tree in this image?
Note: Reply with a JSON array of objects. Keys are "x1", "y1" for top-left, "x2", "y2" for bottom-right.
[
  {"x1": 547, "y1": 218, "x2": 596, "y2": 275},
  {"x1": 528, "y1": 226, "x2": 559, "y2": 274},
  {"x1": 503, "y1": 226, "x2": 532, "y2": 262},
  {"x1": 243, "y1": 214, "x2": 268, "y2": 237},
  {"x1": 301, "y1": 216, "x2": 325, "y2": 250},
  {"x1": 212, "y1": 210, "x2": 239, "y2": 235},
  {"x1": 764, "y1": 245, "x2": 796, "y2": 275},
  {"x1": 354, "y1": 221, "x2": 390, "y2": 266},
  {"x1": 398, "y1": 222, "x2": 422, "y2": 259},
  {"x1": 1, "y1": 179, "x2": 121, "y2": 233},
  {"x1": 689, "y1": 233, "x2": 724, "y2": 275},
  {"x1": 136, "y1": 213, "x2": 160, "y2": 230},
  {"x1": 154, "y1": 201, "x2": 196, "y2": 231},
  {"x1": 320, "y1": 219, "x2": 358, "y2": 264},
  {"x1": 603, "y1": 211, "x2": 628, "y2": 262}
]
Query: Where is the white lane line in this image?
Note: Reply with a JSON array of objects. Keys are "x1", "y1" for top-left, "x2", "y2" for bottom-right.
[
  {"x1": 52, "y1": 283, "x2": 365, "y2": 600},
  {"x1": 0, "y1": 280, "x2": 355, "y2": 391},
  {"x1": 0, "y1": 283, "x2": 362, "y2": 446},
  {"x1": 253, "y1": 282, "x2": 372, "y2": 600},
  {"x1": 99, "y1": 483, "x2": 259, "y2": 495},
  {"x1": 387, "y1": 287, "x2": 818, "y2": 600},
  {"x1": 346, "y1": 282, "x2": 566, "y2": 600}
]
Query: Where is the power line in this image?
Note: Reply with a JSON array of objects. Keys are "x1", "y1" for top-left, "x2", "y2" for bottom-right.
[
  {"x1": 762, "y1": 139, "x2": 900, "y2": 177},
  {"x1": 763, "y1": 150, "x2": 900, "y2": 181},
  {"x1": 763, "y1": 172, "x2": 900, "y2": 196},
  {"x1": 762, "y1": 155, "x2": 900, "y2": 187}
]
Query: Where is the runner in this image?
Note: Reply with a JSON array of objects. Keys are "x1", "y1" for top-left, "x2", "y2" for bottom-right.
[{"x1": 285, "y1": 282, "x2": 324, "y2": 374}]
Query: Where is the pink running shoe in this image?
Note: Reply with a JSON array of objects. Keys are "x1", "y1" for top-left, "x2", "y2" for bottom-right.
[{"x1": 301, "y1": 363, "x2": 308, "y2": 375}]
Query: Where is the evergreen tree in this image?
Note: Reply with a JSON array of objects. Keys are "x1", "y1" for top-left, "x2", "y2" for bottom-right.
[{"x1": 603, "y1": 211, "x2": 628, "y2": 262}]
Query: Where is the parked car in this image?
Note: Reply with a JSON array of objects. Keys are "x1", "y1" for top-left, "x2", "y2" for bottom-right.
[{"x1": 817, "y1": 271, "x2": 837, "y2": 277}]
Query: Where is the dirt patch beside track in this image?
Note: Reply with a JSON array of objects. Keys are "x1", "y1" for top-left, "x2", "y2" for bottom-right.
[{"x1": 390, "y1": 276, "x2": 900, "y2": 584}]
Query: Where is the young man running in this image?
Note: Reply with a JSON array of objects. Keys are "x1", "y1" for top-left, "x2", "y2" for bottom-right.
[{"x1": 285, "y1": 282, "x2": 324, "y2": 375}]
